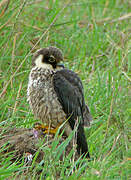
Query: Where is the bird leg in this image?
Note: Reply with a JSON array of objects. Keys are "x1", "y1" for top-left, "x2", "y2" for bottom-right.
[{"x1": 34, "y1": 123, "x2": 60, "y2": 135}]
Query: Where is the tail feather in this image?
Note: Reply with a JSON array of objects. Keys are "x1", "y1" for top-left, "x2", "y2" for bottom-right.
[
  {"x1": 68, "y1": 116, "x2": 90, "y2": 158},
  {"x1": 77, "y1": 123, "x2": 90, "y2": 158}
]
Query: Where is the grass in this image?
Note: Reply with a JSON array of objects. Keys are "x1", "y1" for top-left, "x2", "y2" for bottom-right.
[{"x1": 0, "y1": 0, "x2": 131, "y2": 179}]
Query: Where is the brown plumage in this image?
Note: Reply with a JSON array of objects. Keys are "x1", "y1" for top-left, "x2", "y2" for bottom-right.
[{"x1": 27, "y1": 46, "x2": 92, "y2": 158}]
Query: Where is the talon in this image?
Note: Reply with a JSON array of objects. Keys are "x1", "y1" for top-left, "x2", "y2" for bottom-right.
[
  {"x1": 43, "y1": 127, "x2": 59, "y2": 134},
  {"x1": 34, "y1": 123, "x2": 48, "y2": 131},
  {"x1": 34, "y1": 123, "x2": 61, "y2": 135}
]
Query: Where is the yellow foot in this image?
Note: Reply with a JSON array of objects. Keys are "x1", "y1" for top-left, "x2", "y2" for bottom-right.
[{"x1": 34, "y1": 123, "x2": 60, "y2": 135}]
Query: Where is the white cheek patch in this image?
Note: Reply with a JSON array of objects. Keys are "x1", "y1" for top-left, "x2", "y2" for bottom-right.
[
  {"x1": 35, "y1": 55, "x2": 53, "y2": 69},
  {"x1": 35, "y1": 55, "x2": 44, "y2": 67}
]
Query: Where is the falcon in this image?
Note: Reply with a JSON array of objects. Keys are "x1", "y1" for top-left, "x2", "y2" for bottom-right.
[{"x1": 27, "y1": 46, "x2": 92, "y2": 158}]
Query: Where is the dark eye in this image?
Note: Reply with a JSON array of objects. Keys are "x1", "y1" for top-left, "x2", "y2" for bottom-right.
[{"x1": 48, "y1": 56, "x2": 56, "y2": 63}]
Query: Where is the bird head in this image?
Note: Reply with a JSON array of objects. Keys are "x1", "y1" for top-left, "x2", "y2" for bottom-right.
[{"x1": 32, "y1": 46, "x2": 64, "y2": 69}]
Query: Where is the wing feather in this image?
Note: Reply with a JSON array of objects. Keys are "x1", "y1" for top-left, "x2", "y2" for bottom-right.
[
  {"x1": 53, "y1": 69, "x2": 91, "y2": 158},
  {"x1": 53, "y1": 69, "x2": 85, "y2": 124}
]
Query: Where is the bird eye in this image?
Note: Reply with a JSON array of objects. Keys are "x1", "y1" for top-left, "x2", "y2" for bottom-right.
[{"x1": 48, "y1": 56, "x2": 56, "y2": 63}]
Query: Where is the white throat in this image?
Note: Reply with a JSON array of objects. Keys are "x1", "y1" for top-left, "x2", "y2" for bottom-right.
[{"x1": 35, "y1": 55, "x2": 53, "y2": 70}]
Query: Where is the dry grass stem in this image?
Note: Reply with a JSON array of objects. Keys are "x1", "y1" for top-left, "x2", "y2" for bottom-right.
[
  {"x1": 0, "y1": 0, "x2": 10, "y2": 18},
  {"x1": 103, "y1": 133, "x2": 121, "y2": 161},
  {"x1": 20, "y1": 21, "x2": 43, "y2": 31},
  {"x1": 0, "y1": 12, "x2": 16, "y2": 30},
  {"x1": 103, "y1": 0, "x2": 109, "y2": 16},
  {"x1": 122, "y1": 71, "x2": 131, "y2": 82},
  {"x1": 8, "y1": 106, "x2": 28, "y2": 113},
  {"x1": 97, "y1": 12, "x2": 131, "y2": 25},
  {"x1": 98, "y1": 85, "x2": 114, "y2": 161},
  {"x1": 13, "y1": 82, "x2": 22, "y2": 114}
]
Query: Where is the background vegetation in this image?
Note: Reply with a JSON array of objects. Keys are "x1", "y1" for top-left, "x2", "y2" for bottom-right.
[{"x1": 0, "y1": 0, "x2": 130, "y2": 179}]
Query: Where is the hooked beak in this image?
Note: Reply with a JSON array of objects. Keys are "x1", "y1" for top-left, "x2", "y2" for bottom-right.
[{"x1": 56, "y1": 63, "x2": 65, "y2": 69}]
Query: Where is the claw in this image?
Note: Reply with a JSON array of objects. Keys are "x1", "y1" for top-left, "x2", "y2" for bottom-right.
[
  {"x1": 34, "y1": 123, "x2": 60, "y2": 135},
  {"x1": 34, "y1": 123, "x2": 48, "y2": 131}
]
